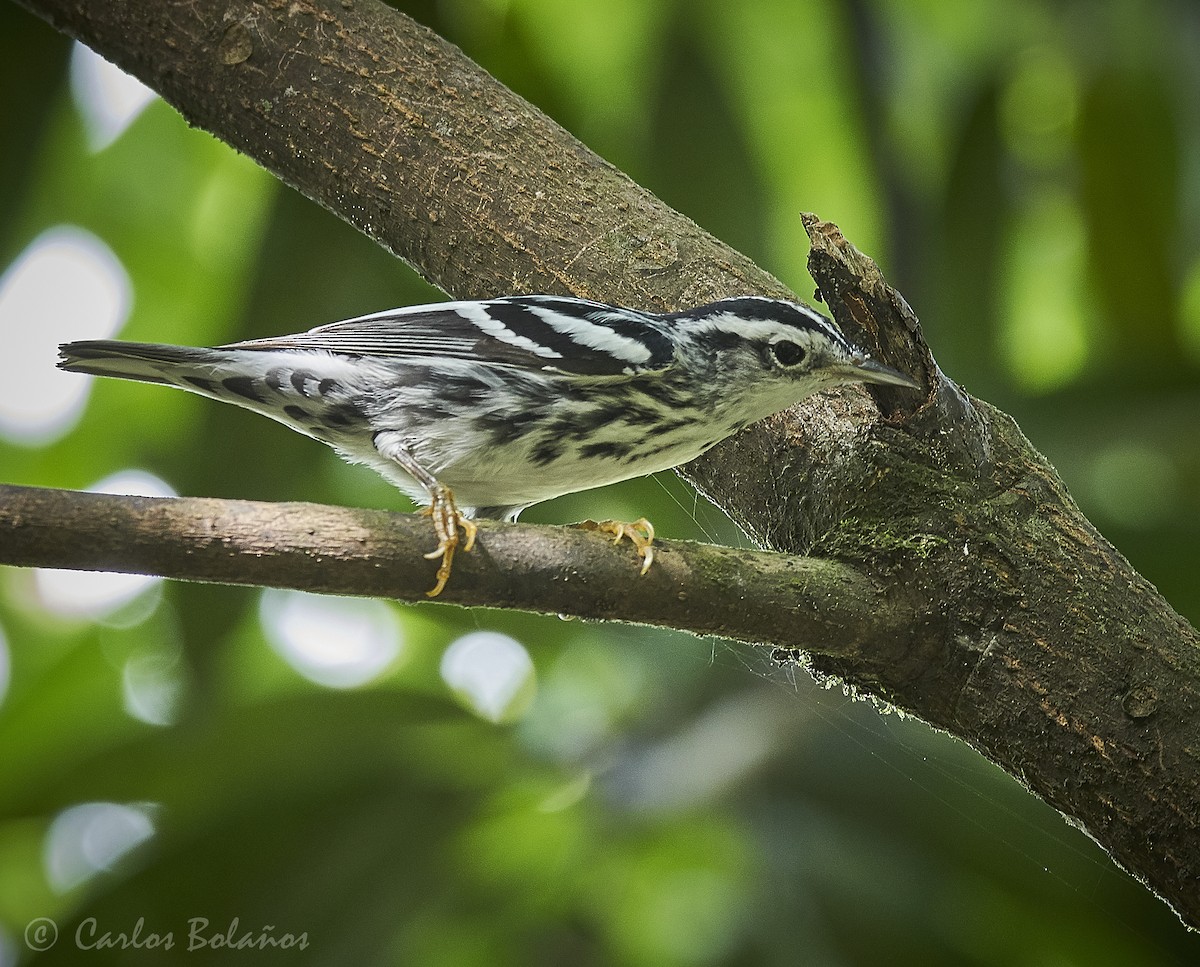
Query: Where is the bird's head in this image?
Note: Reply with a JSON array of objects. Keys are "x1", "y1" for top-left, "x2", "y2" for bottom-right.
[{"x1": 668, "y1": 296, "x2": 919, "y2": 418}]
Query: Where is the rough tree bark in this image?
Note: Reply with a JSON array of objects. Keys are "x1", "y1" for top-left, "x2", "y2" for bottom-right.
[
  {"x1": 0, "y1": 485, "x2": 909, "y2": 652},
  {"x1": 7, "y1": 0, "x2": 1200, "y2": 928}
]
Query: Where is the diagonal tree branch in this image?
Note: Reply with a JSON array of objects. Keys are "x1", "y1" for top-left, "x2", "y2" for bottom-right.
[
  {"x1": 8, "y1": 0, "x2": 1200, "y2": 929},
  {"x1": 15, "y1": 0, "x2": 782, "y2": 308}
]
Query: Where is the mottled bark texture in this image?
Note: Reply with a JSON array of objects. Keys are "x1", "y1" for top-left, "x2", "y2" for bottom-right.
[
  {"x1": 0, "y1": 484, "x2": 905, "y2": 650},
  {"x1": 8, "y1": 0, "x2": 1200, "y2": 928}
]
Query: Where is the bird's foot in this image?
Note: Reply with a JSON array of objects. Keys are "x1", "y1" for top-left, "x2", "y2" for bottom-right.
[
  {"x1": 577, "y1": 517, "x2": 655, "y2": 575},
  {"x1": 421, "y1": 485, "x2": 477, "y2": 597}
]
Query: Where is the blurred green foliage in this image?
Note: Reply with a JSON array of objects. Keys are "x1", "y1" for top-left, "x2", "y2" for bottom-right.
[{"x1": 2, "y1": 0, "x2": 1200, "y2": 964}]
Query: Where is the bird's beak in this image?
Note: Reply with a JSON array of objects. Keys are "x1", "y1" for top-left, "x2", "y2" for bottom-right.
[{"x1": 845, "y1": 355, "x2": 921, "y2": 390}]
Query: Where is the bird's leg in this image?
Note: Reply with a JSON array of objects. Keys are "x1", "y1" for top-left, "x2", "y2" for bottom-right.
[
  {"x1": 376, "y1": 438, "x2": 476, "y2": 597},
  {"x1": 576, "y1": 517, "x2": 655, "y2": 575},
  {"x1": 420, "y1": 486, "x2": 477, "y2": 597}
]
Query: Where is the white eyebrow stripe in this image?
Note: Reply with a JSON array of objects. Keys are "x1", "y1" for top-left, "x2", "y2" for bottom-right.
[
  {"x1": 454, "y1": 302, "x2": 562, "y2": 358},
  {"x1": 525, "y1": 305, "x2": 654, "y2": 364},
  {"x1": 691, "y1": 314, "x2": 800, "y2": 342},
  {"x1": 694, "y1": 311, "x2": 847, "y2": 347}
]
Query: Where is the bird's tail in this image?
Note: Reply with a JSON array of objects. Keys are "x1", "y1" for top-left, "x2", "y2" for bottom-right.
[
  {"x1": 58, "y1": 340, "x2": 365, "y2": 444},
  {"x1": 57, "y1": 340, "x2": 243, "y2": 397}
]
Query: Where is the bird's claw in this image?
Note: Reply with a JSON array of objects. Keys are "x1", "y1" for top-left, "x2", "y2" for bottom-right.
[
  {"x1": 578, "y1": 517, "x2": 656, "y2": 575},
  {"x1": 421, "y1": 485, "x2": 477, "y2": 597}
]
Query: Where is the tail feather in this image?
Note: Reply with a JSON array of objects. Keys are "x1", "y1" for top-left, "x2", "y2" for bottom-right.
[
  {"x1": 58, "y1": 340, "x2": 227, "y2": 386},
  {"x1": 58, "y1": 340, "x2": 370, "y2": 447}
]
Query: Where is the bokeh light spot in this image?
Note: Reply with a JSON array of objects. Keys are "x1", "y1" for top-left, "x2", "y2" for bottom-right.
[
  {"x1": 122, "y1": 646, "x2": 185, "y2": 727},
  {"x1": 999, "y1": 191, "x2": 1091, "y2": 392},
  {"x1": 440, "y1": 631, "x2": 536, "y2": 724},
  {"x1": 0, "y1": 226, "x2": 132, "y2": 444},
  {"x1": 69, "y1": 42, "x2": 157, "y2": 152},
  {"x1": 34, "y1": 470, "x2": 174, "y2": 618},
  {"x1": 259, "y1": 589, "x2": 403, "y2": 689},
  {"x1": 44, "y1": 802, "x2": 156, "y2": 894}
]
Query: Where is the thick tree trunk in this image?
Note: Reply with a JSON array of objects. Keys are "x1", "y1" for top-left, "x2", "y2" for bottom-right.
[{"x1": 8, "y1": 0, "x2": 1200, "y2": 928}]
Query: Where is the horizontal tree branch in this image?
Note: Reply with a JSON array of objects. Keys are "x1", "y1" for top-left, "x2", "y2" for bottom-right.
[{"x1": 0, "y1": 484, "x2": 907, "y2": 654}]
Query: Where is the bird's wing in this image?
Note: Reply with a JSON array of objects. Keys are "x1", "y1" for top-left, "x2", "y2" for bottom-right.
[{"x1": 224, "y1": 296, "x2": 676, "y2": 377}]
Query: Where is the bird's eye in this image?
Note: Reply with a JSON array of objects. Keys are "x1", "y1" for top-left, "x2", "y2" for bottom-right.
[{"x1": 770, "y1": 340, "x2": 807, "y2": 367}]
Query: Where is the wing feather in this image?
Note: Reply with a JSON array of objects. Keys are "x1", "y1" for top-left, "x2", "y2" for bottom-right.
[{"x1": 223, "y1": 297, "x2": 675, "y2": 377}]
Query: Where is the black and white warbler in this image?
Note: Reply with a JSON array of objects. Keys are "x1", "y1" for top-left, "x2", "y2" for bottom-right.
[{"x1": 58, "y1": 295, "x2": 919, "y2": 595}]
